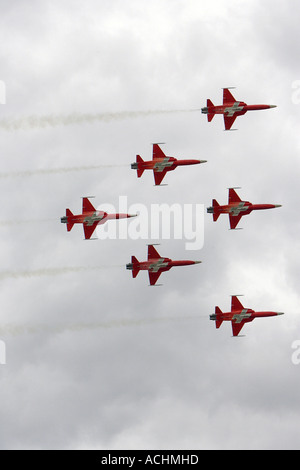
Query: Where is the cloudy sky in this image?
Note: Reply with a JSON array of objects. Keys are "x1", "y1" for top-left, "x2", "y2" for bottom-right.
[{"x1": 0, "y1": 0, "x2": 299, "y2": 450}]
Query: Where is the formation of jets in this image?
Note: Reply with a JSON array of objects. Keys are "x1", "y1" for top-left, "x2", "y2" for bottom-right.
[{"x1": 61, "y1": 88, "x2": 283, "y2": 336}]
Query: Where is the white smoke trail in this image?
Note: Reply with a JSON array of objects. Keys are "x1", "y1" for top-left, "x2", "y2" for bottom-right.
[
  {"x1": 0, "y1": 315, "x2": 205, "y2": 336},
  {"x1": 0, "y1": 265, "x2": 122, "y2": 281},
  {"x1": 0, "y1": 164, "x2": 129, "y2": 178},
  {"x1": 0, "y1": 109, "x2": 198, "y2": 131}
]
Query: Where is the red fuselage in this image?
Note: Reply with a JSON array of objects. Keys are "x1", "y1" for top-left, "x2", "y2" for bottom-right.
[
  {"x1": 216, "y1": 202, "x2": 281, "y2": 216},
  {"x1": 65, "y1": 210, "x2": 133, "y2": 226},
  {"x1": 136, "y1": 157, "x2": 202, "y2": 172},
  {"x1": 216, "y1": 309, "x2": 283, "y2": 322},
  {"x1": 133, "y1": 257, "x2": 200, "y2": 273},
  {"x1": 205, "y1": 102, "x2": 275, "y2": 116}
]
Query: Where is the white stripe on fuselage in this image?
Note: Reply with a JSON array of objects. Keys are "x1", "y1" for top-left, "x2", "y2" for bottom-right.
[
  {"x1": 224, "y1": 102, "x2": 244, "y2": 116},
  {"x1": 149, "y1": 259, "x2": 169, "y2": 272},
  {"x1": 84, "y1": 212, "x2": 105, "y2": 226},
  {"x1": 232, "y1": 309, "x2": 252, "y2": 323},
  {"x1": 229, "y1": 202, "x2": 249, "y2": 216},
  {"x1": 154, "y1": 158, "x2": 173, "y2": 172}
]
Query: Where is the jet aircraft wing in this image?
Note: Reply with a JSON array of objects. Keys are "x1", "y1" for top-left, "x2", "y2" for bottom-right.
[
  {"x1": 83, "y1": 223, "x2": 98, "y2": 240},
  {"x1": 153, "y1": 144, "x2": 166, "y2": 160},
  {"x1": 148, "y1": 270, "x2": 162, "y2": 286},
  {"x1": 229, "y1": 213, "x2": 243, "y2": 230},
  {"x1": 224, "y1": 114, "x2": 238, "y2": 131},
  {"x1": 223, "y1": 88, "x2": 236, "y2": 104},
  {"x1": 231, "y1": 295, "x2": 245, "y2": 311},
  {"x1": 154, "y1": 169, "x2": 168, "y2": 185},
  {"x1": 228, "y1": 188, "x2": 242, "y2": 204},
  {"x1": 148, "y1": 244, "x2": 161, "y2": 260},
  {"x1": 82, "y1": 197, "x2": 96, "y2": 214},
  {"x1": 231, "y1": 321, "x2": 246, "y2": 337}
]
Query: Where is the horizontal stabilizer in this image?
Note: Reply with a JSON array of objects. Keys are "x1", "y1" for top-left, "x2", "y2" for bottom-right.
[
  {"x1": 212, "y1": 199, "x2": 220, "y2": 221},
  {"x1": 215, "y1": 306, "x2": 223, "y2": 329},
  {"x1": 136, "y1": 155, "x2": 145, "y2": 178},
  {"x1": 206, "y1": 99, "x2": 215, "y2": 122},
  {"x1": 131, "y1": 255, "x2": 140, "y2": 278},
  {"x1": 66, "y1": 209, "x2": 75, "y2": 232}
]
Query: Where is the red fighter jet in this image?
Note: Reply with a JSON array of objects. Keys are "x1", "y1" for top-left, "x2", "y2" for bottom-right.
[
  {"x1": 126, "y1": 244, "x2": 201, "y2": 286},
  {"x1": 131, "y1": 143, "x2": 207, "y2": 185},
  {"x1": 207, "y1": 187, "x2": 281, "y2": 230},
  {"x1": 201, "y1": 87, "x2": 277, "y2": 130},
  {"x1": 210, "y1": 295, "x2": 284, "y2": 337},
  {"x1": 61, "y1": 197, "x2": 137, "y2": 240}
]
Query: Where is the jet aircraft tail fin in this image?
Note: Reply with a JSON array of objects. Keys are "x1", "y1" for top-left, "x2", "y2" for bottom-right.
[
  {"x1": 212, "y1": 199, "x2": 221, "y2": 221},
  {"x1": 207, "y1": 99, "x2": 215, "y2": 122},
  {"x1": 131, "y1": 255, "x2": 140, "y2": 278},
  {"x1": 66, "y1": 209, "x2": 75, "y2": 232},
  {"x1": 215, "y1": 306, "x2": 223, "y2": 329},
  {"x1": 136, "y1": 155, "x2": 145, "y2": 178}
]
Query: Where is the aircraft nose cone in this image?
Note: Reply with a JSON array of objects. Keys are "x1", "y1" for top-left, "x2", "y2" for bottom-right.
[
  {"x1": 274, "y1": 204, "x2": 282, "y2": 208},
  {"x1": 269, "y1": 105, "x2": 277, "y2": 108},
  {"x1": 277, "y1": 312, "x2": 284, "y2": 315},
  {"x1": 193, "y1": 261, "x2": 202, "y2": 264}
]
